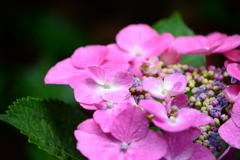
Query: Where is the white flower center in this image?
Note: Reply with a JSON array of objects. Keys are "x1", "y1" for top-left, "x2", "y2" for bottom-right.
[
  {"x1": 103, "y1": 82, "x2": 111, "y2": 89},
  {"x1": 169, "y1": 116, "x2": 176, "y2": 124},
  {"x1": 121, "y1": 142, "x2": 129, "y2": 151},
  {"x1": 106, "y1": 101, "x2": 113, "y2": 109}
]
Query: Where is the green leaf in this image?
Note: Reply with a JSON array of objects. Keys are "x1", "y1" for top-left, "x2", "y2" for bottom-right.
[
  {"x1": 152, "y1": 12, "x2": 195, "y2": 37},
  {"x1": 0, "y1": 97, "x2": 88, "y2": 160},
  {"x1": 180, "y1": 54, "x2": 206, "y2": 68}
]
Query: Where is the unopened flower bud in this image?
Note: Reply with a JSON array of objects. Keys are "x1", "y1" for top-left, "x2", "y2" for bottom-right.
[
  {"x1": 195, "y1": 101, "x2": 202, "y2": 108},
  {"x1": 220, "y1": 114, "x2": 228, "y2": 122},
  {"x1": 208, "y1": 65, "x2": 216, "y2": 71},
  {"x1": 195, "y1": 140, "x2": 203, "y2": 145},
  {"x1": 210, "y1": 99, "x2": 218, "y2": 106},
  {"x1": 216, "y1": 145, "x2": 223, "y2": 152},
  {"x1": 191, "y1": 87, "x2": 198, "y2": 94},
  {"x1": 209, "y1": 146, "x2": 216, "y2": 153},
  {"x1": 201, "y1": 107, "x2": 207, "y2": 112},
  {"x1": 129, "y1": 87, "x2": 136, "y2": 93},
  {"x1": 198, "y1": 135, "x2": 205, "y2": 141},
  {"x1": 203, "y1": 140, "x2": 210, "y2": 147},
  {"x1": 189, "y1": 96, "x2": 196, "y2": 103},
  {"x1": 171, "y1": 105, "x2": 178, "y2": 112},
  {"x1": 207, "y1": 90, "x2": 214, "y2": 97},
  {"x1": 214, "y1": 118, "x2": 221, "y2": 127},
  {"x1": 212, "y1": 86, "x2": 219, "y2": 91},
  {"x1": 206, "y1": 105, "x2": 213, "y2": 112},
  {"x1": 144, "y1": 93, "x2": 151, "y2": 99},
  {"x1": 135, "y1": 86, "x2": 143, "y2": 93},
  {"x1": 199, "y1": 93, "x2": 207, "y2": 100}
]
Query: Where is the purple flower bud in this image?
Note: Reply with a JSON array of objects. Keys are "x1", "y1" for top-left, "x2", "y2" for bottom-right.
[
  {"x1": 199, "y1": 93, "x2": 207, "y2": 100},
  {"x1": 135, "y1": 86, "x2": 143, "y2": 93},
  {"x1": 144, "y1": 93, "x2": 151, "y2": 99},
  {"x1": 208, "y1": 65, "x2": 216, "y2": 71},
  {"x1": 199, "y1": 66, "x2": 206, "y2": 71},
  {"x1": 206, "y1": 105, "x2": 214, "y2": 112},
  {"x1": 216, "y1": 145, "x2": 223, "y2": 152},
  {"x1": 210, "y1": 108, "x2": 221, "y2": 118},
  {"x1": 210, "y1": 99, "x2": 218, "y2": 107},
  {"x1": 209, "y1": 146, "x2": 216, "y2": 153},
  {"x1": 188, "y1": 66, "x2": 195, "y2": 72}
]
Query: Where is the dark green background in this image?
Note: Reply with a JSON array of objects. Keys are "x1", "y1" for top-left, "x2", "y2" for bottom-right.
[{"x1": 1, "y1": 0, "x2": 240, "y2": 159}]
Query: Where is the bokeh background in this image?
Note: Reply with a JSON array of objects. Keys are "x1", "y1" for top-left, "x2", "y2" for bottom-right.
[{"x1": 1, "y1": 0, "x2": 240, "y2": 159}]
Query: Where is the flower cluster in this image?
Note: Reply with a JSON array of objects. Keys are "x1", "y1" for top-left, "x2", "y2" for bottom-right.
[{"x1": 45, "y1": 23, "x2": 240, "y2": 159}]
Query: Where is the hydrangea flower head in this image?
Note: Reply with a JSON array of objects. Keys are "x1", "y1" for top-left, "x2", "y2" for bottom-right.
[
  {"x1": 140, "y1": 99, "x2": 213, "y2": 132},
  {"x1": 219, "y1": 97, "x2": 240, "y2": 149},
  {"x1": 170, "y1": 32, "x2": 240, "y2": 55},
  {"x1": 161, "y1": 129, "x2": 216, "y2": 160},
  {"x1": 44, "y1": 45, "x2": 130, "y2": 85},
  {"x1": 143, "y1": 73, "x2": 188, "y2": 99},
  {"x1": 74, "y1": 105, "x2": 167, "y2": 160},
  {"x1": 114, "y1": 24, "x2": 174, "y2": 77},
  {"x1": 73, "y1": 66, "x2": 134, "y2": 104}
]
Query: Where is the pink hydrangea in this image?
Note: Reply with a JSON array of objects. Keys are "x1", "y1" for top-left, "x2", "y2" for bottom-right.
[
  {"x1": 170, "y1": 32, "x2": 240, "y2": 55},
  {"x1": 112, "y1": 24, "x2": 174, "y2": 77},
  {"x1": 74, "y1": 105, "x2": 167, "y2": 160},
  {"x1": 44, "y1": 45, "x2": 130, "y2": 85},
  {"x1": 93, "y1": 101, "x2": 131, "y2": 133},
  {"x1": 219, "y1": 97, "x2": 240, "y2": 149},
  {"x1": 224, "y1": 85, "x2": 240, "y2": 103},
  {"x1": 161, "y1": 128, "x2": 216, "y2": 160},
  {"x1": 223, "y1": 50, "x2": 240, "y2": 81},
  {"x1": 73, "y1": 66, "x2": 134, "y2": 105},
  {"x1": 143, "y1": 73, "x2": 188, "y2": 99},
  {"x1": 139, "y1": 99, "x2": 213, "y2": 132}
]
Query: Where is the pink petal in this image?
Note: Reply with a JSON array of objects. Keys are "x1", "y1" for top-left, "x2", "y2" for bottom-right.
[
  {"x1": 116, "y1": 24, "x2": 159, "y2": 53},
  {"x1": 223, "y1": 49, "x2": 240, "y2": 62},
  {"x1": 74, "y1": 78, "x2": 103, "y2": 104},
  {"x1": 226, "y1": 63, "x2": 240, "y2": 80},
  {"x1": 232, "y1": 97, "x2": 240, "y2": 127},
  {"x1": 93, "y1": 102, "x2": 129, "y2": 133},
  {"x1": 100, "y1": 61, "x2": 130, "y2": 81},
  {"x1": 68, "y1": 72, "x2": 89, "y2": 89},
  {"x1": 74, "y1": 119, "x2": 121, "y2": 160},
  {"x1": 153, "y1": 108, "x2": 213, "y2": 132},
  {"x1": 219, "y1": 119, "x2": 240, "y2": 149},
  {"x1": 163, "y1": 130, "x2": 194, "y2": 160},
  {"x1": 170, "y1": 36, "x2": 205, "y2": 54},
  {"x1": 111, "y1": 105, "x2": 149, "y2": 143},
  {"x1": 170, "y1": 94, "x2": 189, "y2": 108},
  {"x1": 80, "y1": 102, "x2": 98, "y2": 110},
  {"x1": 213, "y1": 34, "x2": 240, "y2": 53},
  {"x1": 143, "y1": 77, "x2": 165, "y2": 98},
  {"x1": 139, "y1": 99, "x2": 168, "y2": 121},
  {"x1": 128, "y1": 130, "x2": 167, "y2": 160},
  {"x1": 71, "y1": 45, "x2": 108, "y2": 68},
  {"x1": 86, "y1": 66, "x2": 106, "y2": 85},
  {"x1": 164, "y1": 73, "x2": 187, "y2": 96},
  {"x1": 128, "y1": 59, "x2": 144, "y2": 77},
  {"x1": 224, "y1": 85, "x2": 240, "y2": 103},
  {"x1": 106, "y1": 44, "x2": 133, "y2": 62},
  {"x1": 44, "y1": 58, "x2": 83, "y2": 84},
  {"x1": 160, "y1": 47, "x2": 180, "y2": 65},
  {"x1": 103, "y1": 88, "x2": 130, "y2": 103},
  {"x1": 188, "y1": 144, "x2": 216, "y2": 160},
  {"x1": 110, "y1": 72, "x2": 134, "y2": 88}
]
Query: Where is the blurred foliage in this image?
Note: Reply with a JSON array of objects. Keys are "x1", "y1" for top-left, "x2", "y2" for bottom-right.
[{"x1": 152, "y1": 12, "x2": 195, "y2": 37}]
